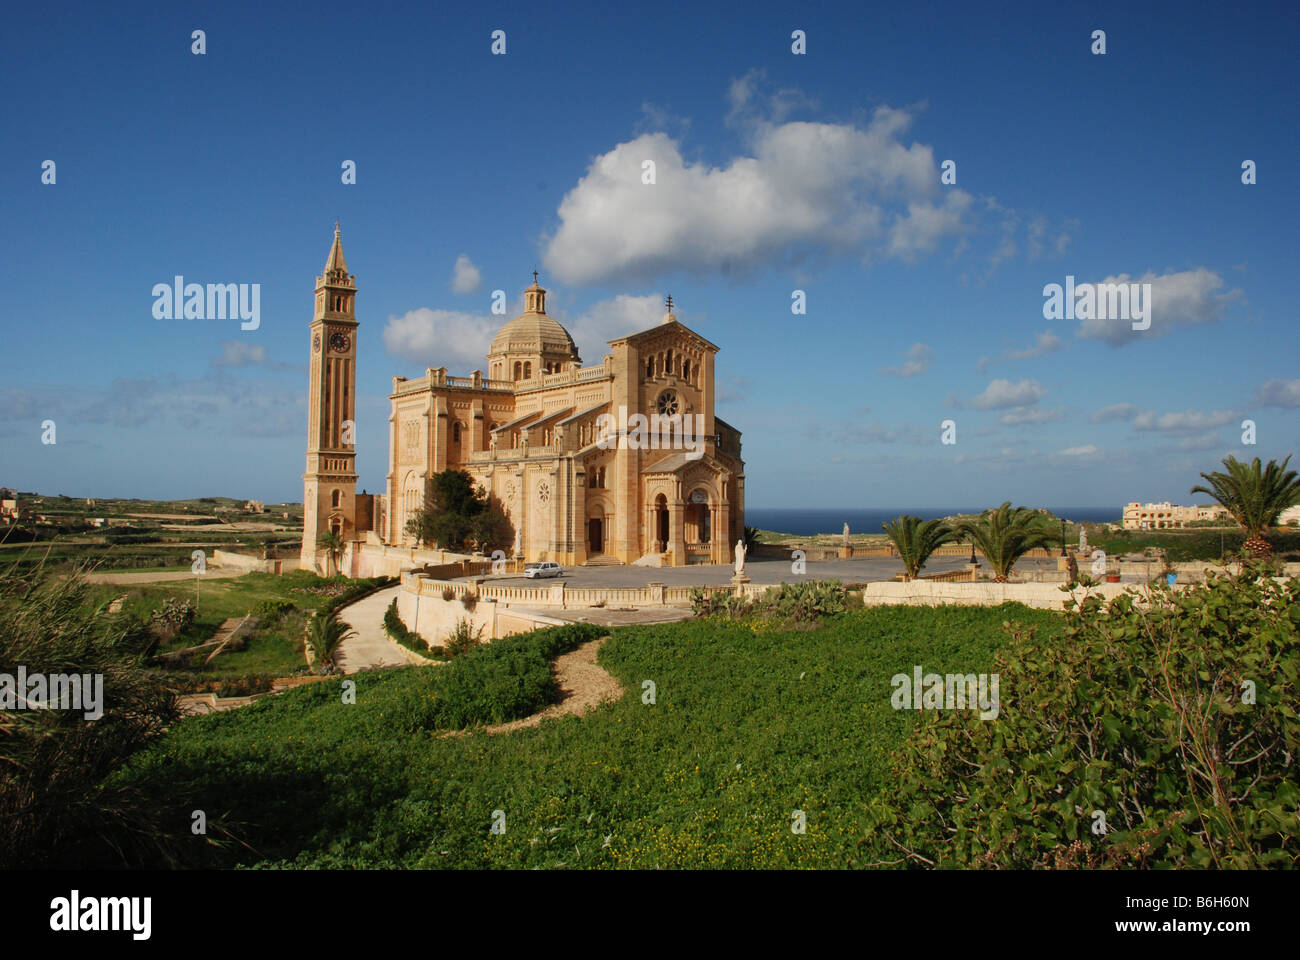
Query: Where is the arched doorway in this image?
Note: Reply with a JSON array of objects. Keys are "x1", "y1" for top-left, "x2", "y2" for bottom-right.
[
  {"x1": 655, "y1": 494, "x2": 669, "y2": 549},
  {"x1": 687, "y1": 488, "x2": 711, "y2": 544},
  {"x1": 588, "y1": 517, "x2": 603, "y2": 554}
]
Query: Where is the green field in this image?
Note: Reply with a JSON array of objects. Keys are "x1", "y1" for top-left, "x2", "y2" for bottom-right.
[
  {"x1": 87, "y1": 571, "x2": 385, "y2": 692},
  {"x1": 121, "y1": 603, "x2": 1064, "y2": 868}
]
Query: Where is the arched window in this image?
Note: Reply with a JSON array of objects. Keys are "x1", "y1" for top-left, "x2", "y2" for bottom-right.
[
  {"x1": 453, "y1": 422, "x2": 462, "y2": 443},
  {"x1": 666, "y1": 349, "x2": 673, "y2": 374},
  {"x1": 524, "y1": 361, "x2": 532, "y2": 379},
  {"x1": 513, "y1": 361, "x2": 522, "y2": 380},
  {"x1": 646, "y1": 358, "x2": 654, "y2": 377},
  {"x1": 331, "y1": 489, "x2": 341, "y2": 508},
  {"x1": 682, "y1": 359, "x2": 691, "y2": 381}
]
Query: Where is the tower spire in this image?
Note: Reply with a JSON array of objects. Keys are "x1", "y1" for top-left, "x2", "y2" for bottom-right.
[{"x1": 324, "y1": 223, "x2": 348, "y2": 277}]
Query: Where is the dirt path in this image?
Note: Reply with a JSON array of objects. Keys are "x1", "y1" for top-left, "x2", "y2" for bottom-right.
[
  {"x1": 85, "y1": 568, "x2": 246, "y2": 585},
  {"x1": 449, "y1": 636, "x2": 623, "y2": 736}
]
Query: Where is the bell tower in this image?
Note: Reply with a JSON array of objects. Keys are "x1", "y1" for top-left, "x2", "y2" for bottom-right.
[{"x1": 301, "y1": 224, "x2": 359, "y2": 574}]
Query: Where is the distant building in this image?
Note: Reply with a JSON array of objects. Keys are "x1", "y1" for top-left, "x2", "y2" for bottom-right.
[
  {"x1": 1122, "y1": 501, "x2": 1228, "y2": 530},
  {"x1": 244, "y1": 500, "x2": 266, "y2": 514},
  {"x1": 1278, "y1": 505, "x2": 1300, "y2": 527},
  {"x1": 1, "y1": 498, "x2": 20, "y2": 522}
]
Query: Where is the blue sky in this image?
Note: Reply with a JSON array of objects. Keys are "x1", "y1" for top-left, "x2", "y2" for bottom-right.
[{"x1": 2, "y1": 0, "x2": 1297, "y2": 509}]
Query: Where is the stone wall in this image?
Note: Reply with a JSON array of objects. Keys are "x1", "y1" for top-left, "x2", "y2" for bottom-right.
[
  {"x1": 211, "y1": 549, "x2": 303, "y2": 575},
  {"x1": 861, "y1": 579, "x2": 1132, "y2": 610}
]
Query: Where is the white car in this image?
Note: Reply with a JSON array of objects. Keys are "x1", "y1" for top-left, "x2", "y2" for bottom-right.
[{"x1": 524, "y1": 561, "x2": 563, "y2": 579}]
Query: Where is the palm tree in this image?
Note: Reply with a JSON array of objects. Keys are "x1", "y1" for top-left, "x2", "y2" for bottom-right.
[
  {"x1": 881, "y1": 515, "x2": 956, "y2": 580},
  {"x1": 956, "y1": 502, "x2": 1054, "y2": 583},
  {"x1": 1191, "y1": 455, "x2": 1300, "y2": 559},
  {"x1": 319, "y1": 529, "x2": 344, "y2": 577},
  {"x1": 305, "y1": 608, "x2": 357, "y2": 674}
]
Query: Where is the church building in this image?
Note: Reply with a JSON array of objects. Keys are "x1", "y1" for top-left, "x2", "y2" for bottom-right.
[{"x1": 302, "y1": 226, "x2": 745, "y2": 569}]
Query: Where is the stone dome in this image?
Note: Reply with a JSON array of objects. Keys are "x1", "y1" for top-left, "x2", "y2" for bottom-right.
[
  {"x1": 487, "y1": 278, "x2": 579, "y2": 361},
  {"x1": 488, "y1": 311, "x2": 577, "y2": 358}
]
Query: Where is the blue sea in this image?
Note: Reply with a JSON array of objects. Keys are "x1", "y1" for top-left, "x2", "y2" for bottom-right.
[{"x1": 746, "y1": 507, "x2": 1119, "y2": 537}]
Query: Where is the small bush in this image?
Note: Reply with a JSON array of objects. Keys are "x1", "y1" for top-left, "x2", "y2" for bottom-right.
[
  {"x1": 442, "y1": 617, "x2": 485, "y2": 658},
  {"x1": 148, "y1": 597, "x2": 196, "y2": 641},
  {"x1": 382, "y1": 598, "x2": 446, "y2": 661},
  {"x1": 691, "y1": 580, "x2": 848, "y2": 626},
  {"x1": 441, "y1": 586, "x2": 455, "y2": 601},
  {"x1": 253, "y1": 598, "x2": 295, "y2": 620},
  {"x1": 864, "y1": 564, "x2": 1300, "y2": 868}
]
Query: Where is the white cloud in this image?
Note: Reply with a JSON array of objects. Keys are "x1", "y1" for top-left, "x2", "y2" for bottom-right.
[
  {"x1": 998, "y1": 406, "x2": 1064, "y2": 426},
  {"x1": 1058, "y1": 444, "x2": 1098, "y2": 456},
  {"x1": 1090, "y1": 402, "x2": 1138, "y2": 423},
  {"x1": 212, "y1": 341, "x2": 267, "y2": 367},
  {"x1": 881, "y1": 342, "x2": 934, "y2": 377},
  {"x1": 1256, "y1": 378, "x2": 1300, "y2": 408},
  {"x1": 979, "y1": 329, "x2": 1064, "y2": 372},
  {"x1": 382, "y1": 308, "x2": 497, "y2": 371},
  {"x1": 565, "y1": 294, "x2": 666, "y2": 363},
  {"x1": 542, "y1": 97, "x2": 973, "y2": 285},
  {"x1": 1007, "y1": 330, "x2": 1063, "y2": 361},
  {"x1": 1132, "y1": 409, "x2": 1237, "y2": 432},
  {"x1": 971, "y1": 378, "x2": 1047, "y2": 410},
  {"x1": 1075, "y1": 267, "x2": 1244, "y2": 345},
  {"x1": 381, "y1": 293, "x2": 673, "y2": 372},
  {"x1": 451, "y1": 254, "x2": 482, "y2": 295}
]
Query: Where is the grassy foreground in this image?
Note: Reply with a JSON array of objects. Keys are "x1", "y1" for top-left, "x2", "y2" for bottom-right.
[{"x1": 120, "y1": 603, "x2": 1062, "y2": 868}]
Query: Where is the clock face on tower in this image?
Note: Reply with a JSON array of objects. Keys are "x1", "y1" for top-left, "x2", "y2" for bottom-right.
[
  {"x1": 312, "y1": 333, "x2": 321, "y2": 352},
  {"x1": 329, "y1": 332, "x2": 351, "y2": 353}
]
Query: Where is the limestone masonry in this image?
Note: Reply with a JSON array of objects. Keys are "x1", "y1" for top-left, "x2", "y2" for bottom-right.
[{"x1": 301, "y1": 228, "x2": 745, "y2": 570}]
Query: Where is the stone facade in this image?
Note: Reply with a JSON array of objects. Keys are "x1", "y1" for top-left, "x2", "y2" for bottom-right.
[
  {"x1": 298, "y1": 228, "x2": 746, "y2": 570},
  {"x1": 385, "y1": 282, "x2": 745, "y2": 566},
  {"x1": 1122, "y1": 501, "x2": 1228, "y2": 530},
  {"x1": 300, "y1": 226, "x2": 360, "y2": 571}
]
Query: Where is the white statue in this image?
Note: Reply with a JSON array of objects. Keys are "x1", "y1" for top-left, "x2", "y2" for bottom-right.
[
  {"x1": 513, "y1": 527, "x2": 522, "y2": 558},
  {"x1": 842, "y1": 522, "x2": 850, "y2": 545},
  {"x1": 1079, "y1": 526, "x2": 1088, "y2": 552},
  {"x1": 734, "y1": 538, "x2": 747, "y2": 576}
]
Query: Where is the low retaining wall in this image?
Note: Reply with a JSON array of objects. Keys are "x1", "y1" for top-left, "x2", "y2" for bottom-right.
[
  {"x1": 396, "y1": 576, "x2": 570, "y2": 647},
  {"x1": 861, "y1": 579, "x2": 1132, "y2": 610},
  {"x1": 211, "y1": 549, "x2": 302, "y2": 575}
]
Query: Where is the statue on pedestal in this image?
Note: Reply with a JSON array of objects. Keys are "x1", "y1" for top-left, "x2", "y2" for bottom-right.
[
  {"x1": 733, "y1": 538, "x2": 747, "y2": 577},
  {"x1": 842, "y1": 522, "x2": 850, "y2": 545}
]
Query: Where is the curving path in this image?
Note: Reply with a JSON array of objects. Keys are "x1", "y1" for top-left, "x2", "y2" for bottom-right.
[
  {"x1": 333, "y1": 585, "x2": 415, "y2": 673},
  {"x1": 474, "y1": 636, "x2": 623, "y2": 735}
]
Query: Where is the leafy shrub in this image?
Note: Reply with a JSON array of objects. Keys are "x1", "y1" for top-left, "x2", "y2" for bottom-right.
[
  {"x1": 863, "y1": 565, "x2": 1300, "y2": 868},
  {"x1": 691, "y1": 580, "x2": 849, "y2": 626},
  {"x1": 442, "y1": 618, "x2": 485, "y2": 657},
  {"x1": 0, "y1": 568, "x2": 182, "y2": 867},
  {"x1": 148, "y1": 597, "x2": 196, "y2": 641},
  {"x1": 383, "y1": 598, "x2": 446, "y2": 661},
  {"x1": 253, "y1": 598, "x2": 295, "y2": 620},
  {"x1": 460, "y1": 593, "x2": 477, "y2": 612},
  {"x1": 319, "y1": 577, "x2": 395, "y2": 617},
  {"x1": 441, "y1": 586, "x2": 455, "y2": 601},
  {"x1": 154, "y1": 671, "x2": 282, "y2": 697}
]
